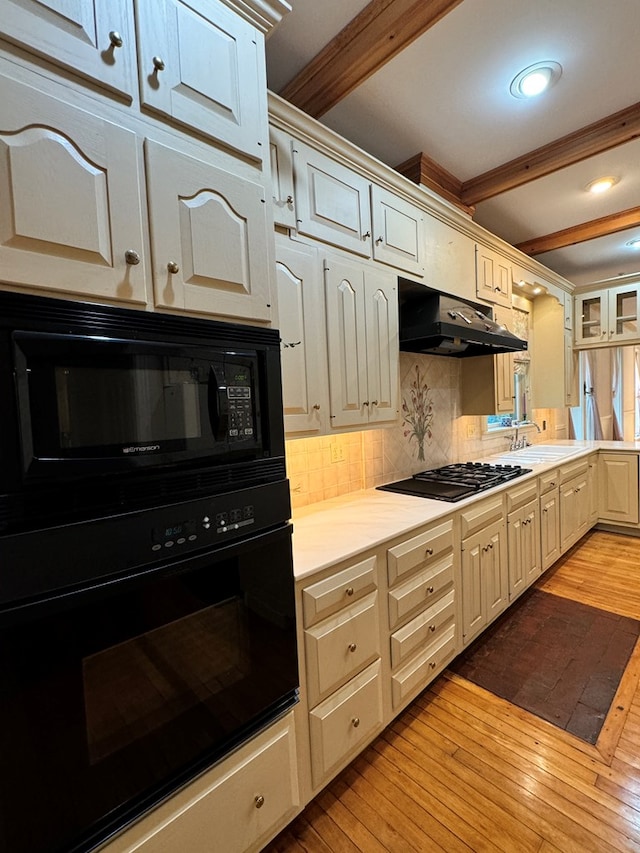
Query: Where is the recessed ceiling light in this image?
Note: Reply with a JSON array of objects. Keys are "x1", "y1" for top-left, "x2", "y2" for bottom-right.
[
  {"x1": 510, "y1": 62, "x2": 562, "y2": 99},
  {"x1": 586, "y1": 176, "x2": 618, "y2": 194},
  {"x1": 626, "y1": 238, "x2": 640, "y2": 250}
]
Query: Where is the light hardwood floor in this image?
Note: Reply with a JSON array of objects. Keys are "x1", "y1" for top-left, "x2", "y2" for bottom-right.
[{"x1": 265, "y1": 530, "x2": 640, "y2": 852}]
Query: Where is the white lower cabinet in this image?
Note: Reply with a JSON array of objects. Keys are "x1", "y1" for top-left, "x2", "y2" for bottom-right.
[
  {"x1": 386, "y1": 518, "x2": 458, "y2": 711},
  {"x1": 559, "y1": 459, "x2": 590, "y2": 552},
  {"x1": 506, "y1": 479, "x2": 541, "y2": 600},
  {"x1": 103, "y1": 712, "x2": 299, "y2": 853},
  {"x1": 460, "y1": 496, "x2": 508, "y2": 645},
  {"x1": 539, "y1": 469, "x2": 561, "y2": 571},
  {"x1": 598, "y1": 452, "x2": 639, "y2": 526}
]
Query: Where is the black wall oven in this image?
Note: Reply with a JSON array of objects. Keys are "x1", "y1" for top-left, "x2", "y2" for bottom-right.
[{"x1": 0, "y1": 292, "x2": 298, "y2": 853}]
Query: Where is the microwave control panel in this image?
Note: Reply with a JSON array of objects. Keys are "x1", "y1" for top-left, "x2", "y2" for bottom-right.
[{"x1": 210, "y1": 356, "x2": 260, "y2": 445}]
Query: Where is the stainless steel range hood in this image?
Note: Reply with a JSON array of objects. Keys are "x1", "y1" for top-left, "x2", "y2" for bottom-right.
[{"x1": 398, "y1": 280, "x2": 528, "y2": 357}]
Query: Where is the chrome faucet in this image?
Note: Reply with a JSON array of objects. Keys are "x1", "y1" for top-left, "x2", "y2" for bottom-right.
[{"x1": 506, "y1": 420, "x2": 542, "y2": 451}]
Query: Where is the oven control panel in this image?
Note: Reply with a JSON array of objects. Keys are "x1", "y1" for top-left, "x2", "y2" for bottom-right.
[{"x1": 150, "y1": 500, "x2": 256, "y2": 552}]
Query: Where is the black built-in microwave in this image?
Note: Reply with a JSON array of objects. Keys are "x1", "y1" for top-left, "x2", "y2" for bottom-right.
[{"x1": 0, "y1": 291, "x2": 286, "y2": 535}]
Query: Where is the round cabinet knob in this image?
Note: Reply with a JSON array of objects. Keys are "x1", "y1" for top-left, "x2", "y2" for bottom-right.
[
  {"x1": 429, "y1": 624, "x2": 436, "y2": 632},
  {"x1": 109, "y1": 31, "x2": 123, "y2": 48},
  {"x1": 312, "y1": 403, "x2": 321, "y2": 411},
  {"x1": 429, "y1": 661, "x2": 437, "y2": 670},
  {"x1": 425, "y1": 547, "x2": 434, "y2": 557},
  {"x1": 167, "y1": 261, "x2": 180, "y2": 274},
  {"x1": 254, "y1": 795, "x2": 265, "y2": 809},
  {"x1": 362, "y1": 231, "x2": 371, "y2": 239},
  {"x1": 370, "y1": 400, "x2": 378, "y2": 406},
  {"x1": 348, "y1": 642, "x2": 357, "y2": 653},
  {"x1": 124, "y1": 249, "x2": 140, "y2": 265},
  {"x1": 375, "y1": 236, "x2": 384, "y2": 245},
  {"x1": 345, "y1": 586, "x2": 354, "y2": 597},
  {"x1": 363, "y1": 401, "x2": 369, "y2": 407},
  {"x1": 427, "y1": 585, "x2": 434, "y2": 594},
  {"x1": 152, "y1": 55, "x2": 166, "y2": 72},
  {"x1": 351, "y1": 717, "x2": 360, "y2": 728},
  {"x1": 286, "y1": 195, "x2": 294, "y2": 205}
]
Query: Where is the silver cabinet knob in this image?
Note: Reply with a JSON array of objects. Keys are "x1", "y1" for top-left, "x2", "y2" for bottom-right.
[
  {"x1": 351, "y1": 717, "x2": 360, "y2": 728},
  {"x1": 312, "y1": 403, "x2": 321, "y2": 411},
  {"x1": 362, "y1": 231, "x2": 371, "y2": 239},
  {"x1": 348, "y1": 643, "x2": 357, "y2": 653},
  {"x1": 375, "y1": 236, "x2": 383, "y2": 245},
  {"x1": 125, "y1": 249, "x2": 140, "y2": 265},
  {"x1": 254, "y1": 795, "x2": 265, "y2": 809},
  {"x1": 109, "y1": 31, "x2": 123, "y2": 48},
  {"x1": 152, "y1": 56, "x2": 166, "y2": 72},
  {"x1": 167, "y1": 261, "x2": 180, "y2": 274},
  {"x1": 285, "y1": 195, "x2": 294, "y2": 205}
]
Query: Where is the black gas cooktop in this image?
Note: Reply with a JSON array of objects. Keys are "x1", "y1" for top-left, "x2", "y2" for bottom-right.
[{"x1": 377, "y1": 462, "x2": 531, "y2": 502}]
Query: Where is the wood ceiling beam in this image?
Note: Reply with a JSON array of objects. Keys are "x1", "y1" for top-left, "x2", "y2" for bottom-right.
[
  {"x1": 461, "y1": 101, "x2": 640, "y2": 206},
  {"x1": 279, "y1": 0, "x2": 465, "y2": 118},
  {"x1": 395, "y1": 152, "x2": 474, "y2": 215},
  {"x1": 515, "y1": 206, "x2": 640, "y2": 256}
]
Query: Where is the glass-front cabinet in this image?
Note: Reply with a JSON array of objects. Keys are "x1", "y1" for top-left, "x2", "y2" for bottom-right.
[{"x1": 574, "y1": 285, "x2": 640, "y2": 347}]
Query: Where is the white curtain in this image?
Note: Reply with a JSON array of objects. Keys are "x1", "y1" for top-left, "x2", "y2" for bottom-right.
[
  {"x1": 611, "y1": 348, "x2": 623, "y2": 440},
  {"x1": 583, "y1": 350, "x2": 604, "y2": 440}
]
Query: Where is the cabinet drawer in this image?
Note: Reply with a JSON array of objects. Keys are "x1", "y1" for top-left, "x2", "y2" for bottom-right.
[
  {"x1": 304, "y1": 592, "x2": 380, "y2": 705},
  {"x1": 390, "y1": 590, "x2": 455, "y2": 669},
  {"x1": 107, "y1": 712, "x2": 299, "y2": 853},
  {"x1": 505, "y1": 479, "x2": 538, "y2": 513},
  {"x1": 459, "y1": 495, "x2": 503, "y2": 539},
  {"x1": 388, "y1": 556, "x2": 453, "y2": 630},
  {"x1": 309, "y1": 661, "x2": 383, "y2": 789},
  {"x1": 560, "y1": 458, "x2": 588, "y2": 483},
  {"x1": 302, "y1": 555, "x2": 377, "y2": 628},
  {"x1": 391, "y1": 625, "x2": 456, "y2": 710},
  {"x1": 539, "y1": 468, "x2": 560, "y2": 495},
  {"x1": 387, "y1": 519, "x2": 454, "y2": 586}
]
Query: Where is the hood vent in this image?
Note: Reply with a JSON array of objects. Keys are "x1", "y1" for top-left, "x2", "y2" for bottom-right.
[{"x1": 398, "y1": 280, "x2": 528, "y2": 357}]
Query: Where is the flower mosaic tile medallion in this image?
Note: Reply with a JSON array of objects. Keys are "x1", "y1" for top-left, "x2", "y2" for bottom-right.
[{"x1": 401, "y1": 363, "x2": 434, "y2": 462}]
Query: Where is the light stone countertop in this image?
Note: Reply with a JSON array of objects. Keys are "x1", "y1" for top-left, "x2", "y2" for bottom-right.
[{"x1": 291, "y1": 440, "x2": 640, "y2": 581}]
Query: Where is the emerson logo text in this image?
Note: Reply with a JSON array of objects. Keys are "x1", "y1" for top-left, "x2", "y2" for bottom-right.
[{"x1": 122, "y1": 445, "x2": 161, "y2": 454}]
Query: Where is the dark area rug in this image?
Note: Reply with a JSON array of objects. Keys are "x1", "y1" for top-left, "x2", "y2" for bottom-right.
[{"x1": 450, "y1": 588, "x2": 640, "y2": 743}]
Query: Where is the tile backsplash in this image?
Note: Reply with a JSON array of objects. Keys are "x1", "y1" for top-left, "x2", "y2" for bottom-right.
[{"x1": 287, "y1": 352, "x2": 565, "y2": 509}]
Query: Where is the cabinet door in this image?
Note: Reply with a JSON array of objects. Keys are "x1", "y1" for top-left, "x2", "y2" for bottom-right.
[
  {"x1": 294, "y1": 142, "x2": 372, "y2": 257},
  {"x1": 364, "y1": 270, "x2": 399, "y2": 425},
  {"x1": 475, "y1": 245, "x2": 511, "y2": 308},
  {"x1": 324, "y1": 258, "x2": 368, "y2": 428},
  {"x1": 522, "y1": 501, "x2": 541, "y2": 586},
  {"x1": 575, "y1": 292, "x2": 607, "y2": 345},
  {"x1": 422, "y1": 213, "x2": 476, "y2": 301},
  {"x1": 588, "y1": 455, "x2": 599, "y2": 524},
  {"x1": 495, "y1": 352, "x2": 515, "y2": 413},
  {"x1": 484, "y1": 525, "x2": 508, "y2": 623},
  {"x1": 461, "y1": 538, "x2": 484, "y2": 645},
  {"x1": 270, "y1": 127, "x2": 297, "y2": 229},
  {"x1": 507, "y1": 510, "x2": 526, "y2": 599},
  {"x1": 608, "y1": 285, "x2": 640, "y2": 343},
  {"x1": 275, "y1": 240, "x2": 328, "y2": 436},
  {"x1": 136, "y1": 0, "x2": 265, "y2": 160},
  {"x1": 370, "y1": 185, "x2": 424, "y2": 276},
  {"x1": 598, "y1": 453, "x2": 640, "y2": 524},
  {"x1": 145, "y1": 139, "x2": 271, "y2": 321},
  {"x1": 0, "y1": 76, "x2": 147, "y2": 304},
  {"x1": 564, "y1": 331, "x2": 580, "y2": 406},
  {"x1": 540, "y1": 490, "x2": 560, "y2": 571},
  {"x1": 1, "y1": 0, "x2": 135, "y2": 97}
]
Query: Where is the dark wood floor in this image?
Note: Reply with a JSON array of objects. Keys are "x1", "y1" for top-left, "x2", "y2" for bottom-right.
[{"x1": 264, "y1": 530, "x2": 640, "y2": 852}]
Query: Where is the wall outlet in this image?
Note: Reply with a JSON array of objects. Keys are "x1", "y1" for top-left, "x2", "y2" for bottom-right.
[
  {"x1": 466, "y1": 422, "x2": 479, "y2": 439},
  {"x1": 330, "y1": 442, "x2": 345, "y2": 463}
]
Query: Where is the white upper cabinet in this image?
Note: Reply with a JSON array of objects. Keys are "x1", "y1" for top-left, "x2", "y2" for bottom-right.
[
  {"x1": 370, "y1": 185, "x2": 424, "y2": 276},
  {"x1": 1, "y1": 0, "x2": 136, "y2": 98},
  {"x1": 475, "y1": 244, "x2": 512, "y2": 309},
  {"x1": 136, "y1": 0, "x2": 265, "y2": 161},
  {"x1": 422, "y1": 213, "x2": 476, "y2": 301},
  {"x1": 293, "y1": 142, "x2": 372, "y2": 257},
  {"x1": 269, "y1": 127, "x2": 297, "y2": 229},
  {"x1": 145, "y1": 139, "x2": 271, "y2": 321},
  {"x1": 575, "y1": 285, "x2": 640, "y2": 347},
  {"x1": 274, "y1": 238, "x2": 329, "y2": 436},
  {"x1": 324, "y1": 256, "x2": 398, "y2": 429},
  {"x1": 0, "y1": 75, "x2": 147, "y2": 304}
]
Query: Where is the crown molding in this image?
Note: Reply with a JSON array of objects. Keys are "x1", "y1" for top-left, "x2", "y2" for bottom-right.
[{"x1": 222, "y1": 0, "x2": 291, "y2": 33}]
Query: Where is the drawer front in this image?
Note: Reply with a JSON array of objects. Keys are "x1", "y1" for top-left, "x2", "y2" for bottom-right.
[
  {"x1": 505, "y1": 479, "x2": 538, "y2": 513},
  {"x1": 560, "y1": 458, "x2": 588, "y2": 484},
  {"x1": 109, "y1": 712, "x2": 299, "y2": 853},
  {"x1": 459, "y1": 495, "x2": 503, "y2": 539},
  {"x1": 390, "y1": 590, "x2": 455, "y2": 669},
  {"x1": 304, "y1": 592, "x2": 380, "y2": 705},
  {"x1": 388, "y1": 557, "x2": 453, "y2": 630},
  {"x1": 387, "y1": 518, "x2": 454, "y2": 586},
  {"x1": 391, "y1": 625, "x2": 456, "y2": 710},
  {"x1": 539, "y1": 468, "x2": 559, "y2": 495},
  {"x1": 302, "y1": 555, "x2": 377, "y2": 628},
  {"x1": 309, "y1": 661, "x2": 383, "y2": 789}
]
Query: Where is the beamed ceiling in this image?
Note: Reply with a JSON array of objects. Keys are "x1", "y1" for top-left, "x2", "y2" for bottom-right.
[{"x1": 266, "y1": 0, "x2": 640, "y2": 287}]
